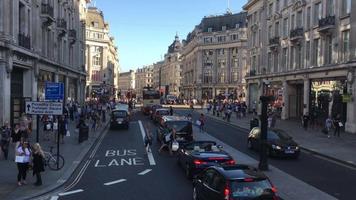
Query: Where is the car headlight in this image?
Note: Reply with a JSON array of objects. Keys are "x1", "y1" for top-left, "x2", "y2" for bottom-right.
[
  {"x1": 272, "y1": 144, "x2": 282, "y2": 150},
  {"x1": 295, "y1": 146, "x2": 299, "y2": 150}
]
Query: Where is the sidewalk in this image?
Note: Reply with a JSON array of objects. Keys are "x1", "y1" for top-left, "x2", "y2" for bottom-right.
[
  {"x1": 0, "y1": 115, "x2": 109, "y2": 200},
  {"x1": 193, "y1": 125, "x2": 337, "y2": 200},
  {"x1": 198, "y1": 109, "x2": 356, "y2": 168}
]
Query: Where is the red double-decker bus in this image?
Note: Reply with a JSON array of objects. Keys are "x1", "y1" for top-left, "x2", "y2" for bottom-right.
[{"x1": 141, "y1": 87, "x2": 160, "y2": 115}]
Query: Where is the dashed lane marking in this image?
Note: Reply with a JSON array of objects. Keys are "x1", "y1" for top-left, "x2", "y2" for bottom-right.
[
  {"x1": 103, "y1": 179, "x2": 127, "y2": 186},
  {"x1": 138, "y1": 120, "x2": 156, "y2": 165},
  {"x1": 58, "y1": 189, "x2": 84, "y2": 196},
  {"x1": 138, "y1": 169, "x2": 152, "y2": 175}
]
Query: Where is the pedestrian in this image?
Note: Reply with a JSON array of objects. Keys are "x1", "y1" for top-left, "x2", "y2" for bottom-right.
[
  {"x1": 302, "y1": 113, "x2": 309, "y2": 131},
  {"x1": 144, "y1": 124, "x2": 153, "y2": 153},
  {"x1": 333, "y1": 114, "x2": 342, "y2": 137},
  {"x1": 169, "y1": 106, "x2": 174, "y2": 116},
  {"x1": 15, "y1": 141, "x2": 31, "y2": 186},
  {"x1": 199, "y1": 113, "x2": 206, "y2": 132},
  {"x1": 42, "y1": 115, "x2": 51, "y2": 141},
  {"x1": 159, "y1": 127, "x2": 174, "y2": 155},
  {"x1": 267, "y1": 114, "x2": 272, "y2": 128},
  {"x1": 58, "y1": 116, "x2": 66, "y2": 144},
  {"x1": 1, "y1": 121, "x2": 11, "y2": 160},
  {"x1": 325, "y1": 116, "x2": 333, "y2": 138},
  {"x1": 31, "y1": 143, "x2": 45, "y2": 186}
]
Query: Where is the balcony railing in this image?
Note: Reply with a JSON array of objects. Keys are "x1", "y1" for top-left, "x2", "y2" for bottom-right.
[
  {"x1": 41, "y1": 3, "x2": 54, "y2": 18},
  {"x1": 318, "y1": 16, "x2": 335, "y2": 32},
  {"x1": 57, "y1": 19, "x2": 67, "y2": 30},
  {"x1": 269, "y1": 37, "x2": 280, "y2": 46},
  {"x1": 69, "y1": 29, "x2": 77, "y2": 44},
  {"x1": 290, "y1": 27, "x2": 304, "y2": 41},
  {"x1": 18, "y1": 33, "x2": 31, "y2": 49}
]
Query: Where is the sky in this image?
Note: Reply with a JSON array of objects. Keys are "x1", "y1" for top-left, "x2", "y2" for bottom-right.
[{"x1": 93, "y1": 0, "x2": 247, "y2": 72}]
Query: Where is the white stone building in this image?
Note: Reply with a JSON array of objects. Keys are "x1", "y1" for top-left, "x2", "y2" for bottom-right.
[
  {"x1": 152, "y1": 61, "x2": 164, "y2": 90},
  {"x1": 180, "y1": 12, "x2": 248, "y2": 101},
  {"x1": 0, "y1": 0, "x2": 89, "y2": 126},
  {"x1": 85, "y1": 7, "x2": 119, "y2": 99},
  {"x1": 118, "y1": 70, "x2": 135, "y2": 99},
  {"x1": 243, "y1": 0, "x2": 356, "y2": 133},
  {"x1": 161, "y1": 35, "x2": 182, "y2": 97},
  {"x1": 135, "y1": 65, "x2": 154, "y2": 99}
]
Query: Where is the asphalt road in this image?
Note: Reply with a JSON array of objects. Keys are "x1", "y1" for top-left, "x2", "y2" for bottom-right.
[
  {"x1": 175, "y1": 109, "x2": 356, "y2": 200},
  {"x1": 57, "y1": 111, "x2": 192, "y2": 200}
]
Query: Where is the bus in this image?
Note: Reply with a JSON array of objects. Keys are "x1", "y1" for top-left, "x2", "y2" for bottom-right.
[{"x1": 141, "y1": 87, "x2": 160, "y2": 115}]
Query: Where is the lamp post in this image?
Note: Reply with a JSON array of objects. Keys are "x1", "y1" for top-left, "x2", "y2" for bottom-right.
[{"x1": 258, "y1": 80, "x2": 272, "y2": 171}]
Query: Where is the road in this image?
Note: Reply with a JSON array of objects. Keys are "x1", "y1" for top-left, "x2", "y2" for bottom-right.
[
  {"x1": 55, "y1": 112, "x2": 192, "y2": 200},
  {"x1": 175, "y1": 109, "x2": 356, "y2": 200}
]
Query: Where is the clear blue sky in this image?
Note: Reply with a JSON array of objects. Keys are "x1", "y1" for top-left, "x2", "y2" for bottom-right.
[{"x1": 93, "y1": 0, "x2": 246, "y2": 72}]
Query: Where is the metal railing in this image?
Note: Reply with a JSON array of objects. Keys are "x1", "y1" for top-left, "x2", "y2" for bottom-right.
[
  {"x1": 269, "y1": 36, "x2": 280, "y2": 46},
  {"x1": 57, "y1": 19, "x2": 67, "y2": 29},
  {"x1": 41, "y1": 3, "x2": 54, "y2": 18},
  {"x1": 319, "y1": 15, "x2": 335, "y2": 28},
  {"x1": 290, "y1": 27, "x2": 304, "y2": 39},
  {"x1": 18, "y1": 33, "x2": 31, "y2": 49}
]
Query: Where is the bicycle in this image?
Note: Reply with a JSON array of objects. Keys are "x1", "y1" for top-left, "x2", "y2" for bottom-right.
[{"x1": 43, "y1": 146, "x2": 65, "y2": 170}]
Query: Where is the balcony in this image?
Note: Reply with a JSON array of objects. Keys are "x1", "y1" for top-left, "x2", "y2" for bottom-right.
[
  {"x1": 40, "y1": 3, "x2": 54, "y2": 26},
  {"x1": 57, "y1": 19, "x2": 67, "y2": 37},
  {"x1": 247, "y1": 69, "x2": 256, "y2": 77},
  {"x1": 269, "y1": 37, "x2": 280, "y2": 50},
  {"x1": 69, "y1": 29, "x2": 77, "y2": 45},
  {"x1": 18, "y1": 33, "x2": 31, "y2": 49},
  {"x1": 289, "y1": 27, "x2": 304, "y2": 43},
  {"x1": 318, "y1": 16, "x2": 335, "y2": 33}
]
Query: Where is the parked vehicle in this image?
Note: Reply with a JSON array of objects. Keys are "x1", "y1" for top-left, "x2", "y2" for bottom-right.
[
  {"x1": 153, "y1": 108, "x2": 170, "y2": 123},
  {"x1": 192, "y1": 165, "x2": 278, "y2": 200},
  {"x1": 156, "y1": 115, "x2": 193, "y2": 144},
  {"x1": 110, "y1": 108, "x2": 130, "y2": 129},
  {"x1": 247, "y1": 127, "x2": 300, "y2": 158},
  {"x1": 177, "y1": 140, "x2": 235, "y2": 178}
]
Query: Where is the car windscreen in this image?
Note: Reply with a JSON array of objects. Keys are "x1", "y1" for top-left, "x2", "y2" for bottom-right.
[
  {"x1": 159, "y1": 110, "x2": 169, "y2": 115},
  {"x1": 268, "y1": 130, "x2": 291, "y2": 140},
  {"x1": 183, "y1": 142, "x2": 216, "y2": 151},
  {"x1": 166, "y1": 121, "x2": 191, "y2": 134},
  {"x1": 230, "y1": 179, "x2": 273, "y2": 199},
  {"x1": 112, "y1": 111, "x2": 127, "y2": 118}
]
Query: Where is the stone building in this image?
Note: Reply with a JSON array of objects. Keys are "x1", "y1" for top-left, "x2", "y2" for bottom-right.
[
  {"x1": 0, "y1": 0, "x2": 89, "y2": 126},
  {"x1": 135, "y1": 65, "x2": 154, "y2": 99},
  {"x1": 243, "y1": 0, "x2": 356, "y2": 133},
  {"x1": 85, "y1": 7, "x2": 119, "y2": 99},
  {"x1": 118, "y1": 70, "x2": 135, "y2": 99},
  {"x1": 180, "y1": 12, "x2": 248, "y2": 101},
  {"x1": 161, "y1": 35, "x2": 182, "y2": 97},
  {"x1": 152, "y1": 61, "x2": 164, "y2": 90}
]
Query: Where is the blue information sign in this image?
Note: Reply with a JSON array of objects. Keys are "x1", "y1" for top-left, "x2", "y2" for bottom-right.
[{"x1": 45, "y1": 82, "x2": 64, "y2": 100}]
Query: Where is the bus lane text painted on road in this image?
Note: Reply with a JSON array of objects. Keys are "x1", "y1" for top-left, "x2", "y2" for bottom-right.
[{"x1": 94, "y1": 149, "x2": 144, "y2": 167}]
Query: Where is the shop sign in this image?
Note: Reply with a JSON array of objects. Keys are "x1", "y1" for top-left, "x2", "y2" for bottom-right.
[{"x1": 342, "y1": 94, "x2": 352, "y2": 103}]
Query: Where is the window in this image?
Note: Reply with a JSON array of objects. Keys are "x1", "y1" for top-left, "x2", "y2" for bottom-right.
[
  {"x1": 91, "y1": 70, "x2": 101, "y2": 82},
  {"x1": 296, "y1": 44, "x2": 302, "y2": 69},
  {"x1": 203, "y1": 68, "x2": 213, "y2": 84},
  {"x1": 268, "y1": 3, "x2": 273, "y2": 16},
  {"x1": 283, "y1": 18, "x2": 288, "y2": 37},
  {"x1": 306, "y1": 41, "x2": 310, "y2": 65},
  {"x1": 217, "y1": 36, "x2": 226, "y2": 42},
  {"x1": 231, "y1": 67, "x2": 239, "y2": 82},
  {"x1": 341, "y1": 0, "x2": 351, "y2": 16},
  {"x1": 230, "y1": 34, "x2": 238, "y2": 41},
  {"x1": 325, "y1": 35, "x2": 332, "y2": 64},
  {"x1": 313, "y1": 38, "x2": 320, "y2": 66},
  {"x1": 218, "y1": 49, "x2": 225, "y2": 55},
  {"x1": 93, "y1": 21, "x2": 99, "y2": 28},
  {"x1": 275, "y1": 21, "x2": 280, "y2": 37},
  {"x1": 314, "y1": 2, "x2": 322, "y2": 26},
  {"x1": 276, "y1": 0, "x2": 280, "y2": 12},
  {"x1": 306, "y1": 7, "x2": 311, "y2": 29},
  {"x1": 291, "y1": 14, "x2": 295, "y2": 29},
  {"x1": 268, "y1": 25, "x2": 272, "y2": 39},
  {"x1": 204, "y1": 37, "x2": 212, "y2": 43},
  {"x1": 273, "y1": 53, "x2": 279, "y2": 73},
  {"x1": 222, "y1": 26, "x2": 227, "y2": 31},
  {"x1": 284, "y1": 0, "x2": 288, "y2": 8},
  {"x1": 296, "y1": 11, "x2": 302, "y2": 27},
  {"x1": 208, "y1": 27, "x2": 213, "y2": 32},
  {"x1": 326, "y1": 0, "x2": 334, "y2": 16},
  {"x1": 342, "y1": 30, "x2": 350, "y2": 62},
  {"x1": 282, "y1": 48, "x2": 288, "y2": 72},
  {"x1": 267, "y1": 52, "x2": 272, "y2": 72},
  {"x1": 290, "y1": 46, "x2": 295, "y2": 70}
]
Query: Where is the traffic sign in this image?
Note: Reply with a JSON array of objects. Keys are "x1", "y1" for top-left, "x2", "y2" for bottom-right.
[
  {"x1": 25, "y1": 101, "x2": 63, "y2": 115},
  {"x1": 45, "y1": 82, "x2": 64, "y2": 100}
]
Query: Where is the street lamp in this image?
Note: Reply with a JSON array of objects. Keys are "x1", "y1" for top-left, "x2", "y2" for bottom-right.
[{"x1": 258, "y1": 80, "x2": 273, "y2": 171}]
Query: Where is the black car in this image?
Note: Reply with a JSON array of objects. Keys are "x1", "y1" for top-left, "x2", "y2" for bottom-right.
[
  {"x1": 247, "y1": 127, "x2": 300, "y2": 158},
  {"x1": 110, "y1": 109, "x2": 130, "y2": 129},
  {"x1": 177, "y1": 141, "x2": 235, "y2": 178},
  {"x1": 193, "y1": 165, "x2": 278, "y2": 200},
  {"x1": 156, "y1": 115, "x2": 193, "y2": 144}
]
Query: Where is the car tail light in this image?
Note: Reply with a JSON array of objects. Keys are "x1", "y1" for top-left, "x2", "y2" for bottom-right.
[
  {"x1": 194, "y1": 159, "x2": 207, "y2": 165},
  {"x1": 224, "y1": 187, "x2": 230, "y2": 200},
  {"x1": 224, "y1": 159, "x2": 236, "y2": 165},
  {"x1": 272, "y1": 186, "x2": 277, "y2": 193}
]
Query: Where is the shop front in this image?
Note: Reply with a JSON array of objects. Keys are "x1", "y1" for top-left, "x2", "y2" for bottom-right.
[
  {"x1": 68, "y1": 78, "x2": 78, "y2": 102},
  {"x1": 310, "y1": 78, "x2": 348, "y2": 126},
  {"x1": 265, "y1": 81, "x2": 284, "y2": 117},
  {"x1": 248, "y1": 83, "x2": 259, "y2": 113},
  {"x1": 37, "y1": 70, "x2": 55, "y2": 101}
]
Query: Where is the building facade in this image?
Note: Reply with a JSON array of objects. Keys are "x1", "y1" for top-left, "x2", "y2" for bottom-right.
[
  {"x1": 85, "y1": 7, "x2": 119, "y2": 99},
  {"x1": 0, "y1": 0, "x2": 89, "y2": 126},
  {"x1": 135, "y1": 65, "x2": 154, "y2": 99},
  {"x1": 152, "y1": 61, "x2": 164, "y2": 90},
  {"x1": 161, "y1": 35, "x2": 182, "y2": 97},
  {"x1": 118, "y1": 70, "x2": 135, "y2": 99},
  {"x1": 180, "y1": 12, "x2": 248, "y2": 101},
  {"x1": 243, "y1": 0, "x2": 356, "y2": 133}
]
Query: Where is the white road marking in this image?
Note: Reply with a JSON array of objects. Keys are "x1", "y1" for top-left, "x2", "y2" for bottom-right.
[
  {"x1": 138, "y1": 120, "x2": 156, "y2": 165},
  {"x1": 312, "y1": 154, "x2": 356, "y2": 171},
  {"x1": 50, "y1": 196, "x2": 59, "y2": 200},
  {"x1": 103, "y1": 179, "x2": 127, "y2": 186},
  {"x1": 58, "y1": 189, "x2": 84, "y2": 196},
  {"x1": 138, "y1": 169, "x2": 152, "y2": 175}
]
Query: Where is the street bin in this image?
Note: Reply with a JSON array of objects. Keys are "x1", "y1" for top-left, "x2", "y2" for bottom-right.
[
  {"x1": 78, "y1": 123, "x2": 89, "y2": 143},
  {"x1": 250, "y1": 118, "x2": 259, "y2": 130}
]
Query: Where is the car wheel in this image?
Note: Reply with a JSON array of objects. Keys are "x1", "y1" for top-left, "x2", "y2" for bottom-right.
[
  {"x1": 247, "y1": 140, "x2": 253, "y2": 149},
  {"x1": 185, "y1": 163, "x2": 192, "y2": 179},
  {"x1": 193, "y1": 186, "x2": 199, "y2": 200}
]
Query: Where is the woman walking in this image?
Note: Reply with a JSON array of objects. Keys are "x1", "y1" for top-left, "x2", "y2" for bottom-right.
[
  {"x1": 32, "y1": 143, "x2": 45, "y2": 186},
  {"x1": 333, "y1": 114, "x2": 342, "y2": 137},
  {"x1": 11, "y1": 124, "x2": 21, "y2": 153},
  {"x1": 15, "y1": 141, "x2": 31, "y2": 186}
]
